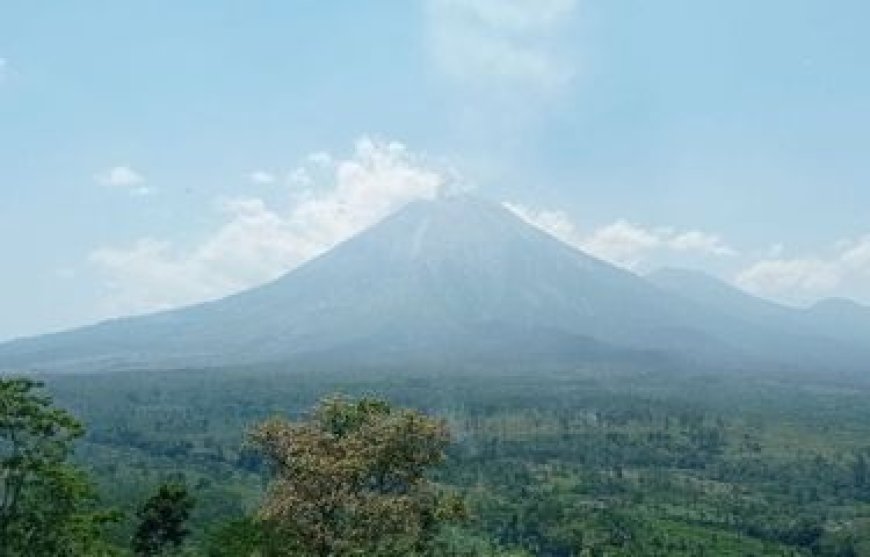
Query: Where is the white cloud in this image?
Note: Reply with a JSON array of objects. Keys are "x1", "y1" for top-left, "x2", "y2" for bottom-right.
[
  {"x1": 765, "y1": 243, "x2": 785, "y2": 258},
  {"x1": 286, "y1": 167, "x2": 314, "y2": 188},
  {"x1": 90, "y1": 137, "x2": 450, "y2": 316},
  {"x1": 248, "y1": 170, "x2": 276, "y2": 185},
  {"x1": 97, "y1": 165, "x2": 144, "y2": 186},
  {"x1": 425, "y1": 0, "x2": 577, "y2": 91},
  {"x1": 582, "y1": 220, "x2": 663, "y2": 267},
  {"x1": 736, "y1": 259, "x2": 840, "y2": 301},
  {"x1": 503, "y1": 204, "x2": 580, "y2": 244},
  {"x1": 506, "y1": 203, "x2": 737, "y2": 269},
  {"x1": 669, "y1": 230, "x2": 737, "y2": 256},
  {"x1": 841, "y1": 236, "x2": 870, "y2": 270},
  {"x1": 96, "y1": 165, "x2": 151, "y2": 196},
  {"x1": 0, "y1": 58, "x2": 7, "y2": 80},
  {"x1": 736, "y1": 236, "x2": 870, "y2": 304}
]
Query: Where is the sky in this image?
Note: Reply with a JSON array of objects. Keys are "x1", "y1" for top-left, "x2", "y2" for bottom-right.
[{"x1": 2, "y1": 0, "x2": 870, "y2": 340}]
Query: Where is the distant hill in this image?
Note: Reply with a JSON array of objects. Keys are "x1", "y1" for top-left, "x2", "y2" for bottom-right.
[
  {"x1": 648, "y1": 267, "x2": 870, "y2": 360},
  {"x1": 2, "y1": 196, "x2": 869, "y2": 374}
]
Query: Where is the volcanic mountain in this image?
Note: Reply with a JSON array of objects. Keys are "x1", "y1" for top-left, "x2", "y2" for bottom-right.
[{"x1": 1, "y1": 196, "x2": 868, "y2": 373}]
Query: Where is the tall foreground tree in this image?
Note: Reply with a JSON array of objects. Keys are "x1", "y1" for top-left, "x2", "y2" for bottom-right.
[
  {"x1": 132, "y1": 482, "x2": 195, "y2": 556},
  {"x1": 0, "y1": 377, "x2": 117, "y2": 555},
  {"x1": 250, "y1": 396, "x2": 465, "y2": 556}
]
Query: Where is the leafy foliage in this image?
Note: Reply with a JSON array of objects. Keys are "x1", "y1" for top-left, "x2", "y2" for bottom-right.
[
  {"x1": 0, "y1": 376, "x2": 118, "y2": 555},
  {"x1": 132, "y1": 482, "x2": 195, "y2": 556},
  {"x1": 249, "y1": 396, "x2": 464, "y2": 556},
  {"x1": 31, "y1": 365, "x2": 870, "y2": 555}
]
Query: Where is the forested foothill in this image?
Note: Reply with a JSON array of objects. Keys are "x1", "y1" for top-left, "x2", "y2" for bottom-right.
[{"x1": 3, "y1": 361, "x2": 869, "y2": 555}]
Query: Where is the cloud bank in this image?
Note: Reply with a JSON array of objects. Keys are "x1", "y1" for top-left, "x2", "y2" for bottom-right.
[
  {"x1": 90, "y1": 138, "x2": 448, "y2": 315},
  {"x1": 736, "y1": 236, "x2": 870, "y2": 305},
  {"x1": 506, "y1": 203, "x2": 737, "y2": 269},
  {"x1": 89, "y1": 139, "x2": 870, "y2": 316}
]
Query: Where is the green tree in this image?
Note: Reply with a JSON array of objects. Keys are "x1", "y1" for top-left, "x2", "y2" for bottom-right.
[
  {"x1": 132, "y1": 482, "x2": 195, "y2": 556},
  {"x1": 0, "y1": 377, "x2": 118, "y2": 556},
  {"x1": 204, "y1": 517, "x2": 294, "y2": 557},
  {"x1": 249, "y1": 395, "x2": 465, "y2": 556}
]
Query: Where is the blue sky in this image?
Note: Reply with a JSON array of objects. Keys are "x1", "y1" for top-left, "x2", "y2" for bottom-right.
[{"x1": 2, "y1": 0, "x2": 870, "y2": 340}]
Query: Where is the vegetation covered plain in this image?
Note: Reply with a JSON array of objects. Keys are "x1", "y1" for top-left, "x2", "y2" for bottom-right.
[{"x1": 4, "y1": 363, "x2": 870, "y2": 555}]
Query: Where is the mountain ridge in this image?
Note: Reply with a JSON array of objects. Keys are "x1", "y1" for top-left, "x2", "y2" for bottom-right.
[{"x1": 2, "y1": 196, "x2": 869, "y2": 374}]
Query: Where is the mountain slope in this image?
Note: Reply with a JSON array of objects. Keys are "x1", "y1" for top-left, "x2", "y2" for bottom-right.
[
  {"x1": 0, "y1": 197, "x2": 694, "y2": 371},
  {"x1": 1, "y1": 197, "x2": 868, "y2": 373},
  {"x1": 648, "y1": 267, "x2": 870, "y2": 366},
  {"x1": 646, "y1": 268, "x2": 795, "y2": 325}
]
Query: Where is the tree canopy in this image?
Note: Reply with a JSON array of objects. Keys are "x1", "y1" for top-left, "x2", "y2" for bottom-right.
[
  {"x1": 0, "y1": 377, "x2": 117, "y2": 556},
  {"x1": 132, "y1": 482, "x2": 195, "y2": 556},
  {"x1": 249, "y1": 396, "x2": 464, "y2": 556}
]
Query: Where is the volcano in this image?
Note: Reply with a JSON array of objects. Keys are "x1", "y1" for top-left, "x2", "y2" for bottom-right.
[{"x1": 2, "y1": 196, "x2": 868, "y2": 373}]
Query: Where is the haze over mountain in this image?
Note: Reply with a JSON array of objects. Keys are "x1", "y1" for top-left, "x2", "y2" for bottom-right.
[
  {"x1": 2, "y1": 196, "x2": 869, "y2": 374},
  {"x1": 648, "y1": 268, "x2": 870, "y2": 350}
]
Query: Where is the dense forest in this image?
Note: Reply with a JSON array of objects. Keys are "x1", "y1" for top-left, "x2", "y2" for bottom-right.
[{"x1": 5, "y1": 362, "x2": 870, "y2": 555}]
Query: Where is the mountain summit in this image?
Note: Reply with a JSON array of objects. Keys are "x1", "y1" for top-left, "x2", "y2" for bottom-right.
[{"x1": 2, "y1": 196, "x2": 869, "y2": 373}]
